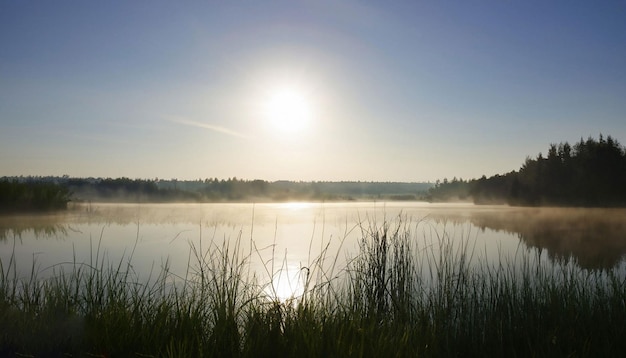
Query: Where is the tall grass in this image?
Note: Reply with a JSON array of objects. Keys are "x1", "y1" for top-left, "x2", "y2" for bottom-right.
[{"x1": 1, "y1": 217, "x2": 625, "y2": 357}]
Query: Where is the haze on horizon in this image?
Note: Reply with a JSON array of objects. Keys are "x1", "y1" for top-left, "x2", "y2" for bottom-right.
[{"x1": 1, "y1": 1, "x2": 625, "y2": 183}]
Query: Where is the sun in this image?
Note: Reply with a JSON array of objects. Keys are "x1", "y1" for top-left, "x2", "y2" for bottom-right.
[{"x1": 264, "y1": 87, "x2": 313, "y2": 134}]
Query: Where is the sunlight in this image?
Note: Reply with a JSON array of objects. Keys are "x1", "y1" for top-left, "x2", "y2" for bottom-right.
[
  {"x1": 263, "y1": 86, "x2": 314, "y2": 135},
  {"x1": 278, "y1": 202, "x2": 315, "y2": 211},
  {"x1": 266, "y1": 264, "x2": 307, "y2": 303}
]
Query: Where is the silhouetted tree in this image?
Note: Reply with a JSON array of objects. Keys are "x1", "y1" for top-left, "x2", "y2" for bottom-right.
[{"x1": 428, "y1": 135, "x2": 626, "y2": 207}]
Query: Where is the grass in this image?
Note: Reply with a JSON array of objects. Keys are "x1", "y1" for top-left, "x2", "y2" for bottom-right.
[{"x1": 1, "y1": 217, "x2": 625, "y2": 357}]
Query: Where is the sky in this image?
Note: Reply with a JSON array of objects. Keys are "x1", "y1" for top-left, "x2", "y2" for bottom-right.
[{"x1": 1, "y1": 1, "x2": 625, "y2": 182}]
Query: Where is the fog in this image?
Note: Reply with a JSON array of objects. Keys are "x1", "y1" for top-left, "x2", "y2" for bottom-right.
[{"x1": 2, "y1": 203, "x2": 625, "y2": 284}]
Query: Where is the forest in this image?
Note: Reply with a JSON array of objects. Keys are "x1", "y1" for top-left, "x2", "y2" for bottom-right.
[
  {"x1": 0, "y1": 176, "x2": 432, "y2": 208},
  {"x1": 0, "y1": 179, "x2": 70, "y2": 212},
  {"x1": 4, "y1": 135, "x2": 625, "y2": 210},
  {"x1": 427, "y1": 135, "x2": 626, "y2": 207}
]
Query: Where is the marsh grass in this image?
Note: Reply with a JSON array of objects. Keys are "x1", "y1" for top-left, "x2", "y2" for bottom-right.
[{"x1": 1, "y1": 217, "x2": 625, "y2": 357}]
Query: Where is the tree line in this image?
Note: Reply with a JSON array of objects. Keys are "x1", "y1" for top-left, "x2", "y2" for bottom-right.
[
  {"x1": 0, "y1": 179, "x2": 70, "y2": 212},
  {"x1": 428, "y1": 135, "x2": 626, "y2": 207},
  {"x1": 6, "y1": 134, "x2": 623, "y2": 209},
  {"x1": 0, "y1": 176, "x2": 433, "y2": 210},
  {"x1": 66, "y1": 178, "x2": 432, "y2": 202}
]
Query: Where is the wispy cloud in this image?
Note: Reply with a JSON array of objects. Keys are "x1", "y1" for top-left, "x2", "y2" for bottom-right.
[{"x1": 169, "y1": 117, "x2": 250, "y2": 139}]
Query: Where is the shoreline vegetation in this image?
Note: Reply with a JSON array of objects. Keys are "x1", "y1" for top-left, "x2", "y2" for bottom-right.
[
  {"x1": 1, "y1": 177, "x2": 433, "y2": 210},
  {"x1": 427, "y1": 135, "x2": 626, "y2": 207},
  {"x1": 2, "y1": 135, "x2": 625, "y2": 355},
  {"x1": 0, "y1": 180, "x2": 70, "y2": 213},
  {"x1": 3, "y1": 135, "x2": 626, "y2": 211},
  {"x1": 1, "y1": 218, "x2": 625, "y2": 356}
]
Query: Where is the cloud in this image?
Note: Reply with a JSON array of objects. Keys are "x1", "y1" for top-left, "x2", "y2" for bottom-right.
[{"x1": 169, "y1": 117, "x2": 250, "y2": 139}]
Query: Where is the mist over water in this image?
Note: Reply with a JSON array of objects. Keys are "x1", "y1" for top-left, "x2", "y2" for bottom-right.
[{"x1": 1, "y1": 202, "x2": 625, "y2": 296}]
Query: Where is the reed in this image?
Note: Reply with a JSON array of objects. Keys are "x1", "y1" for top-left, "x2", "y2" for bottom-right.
[{"x1": 0, "y1": 217, "x2": 625, "y2": 356}]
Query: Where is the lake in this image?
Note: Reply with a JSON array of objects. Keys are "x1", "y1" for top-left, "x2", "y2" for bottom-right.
[{"x1": 1, "y1": 202, "x2": 626, "y2": 300}]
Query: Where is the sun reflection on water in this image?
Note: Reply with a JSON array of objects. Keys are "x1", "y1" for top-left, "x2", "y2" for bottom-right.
[
  {"x1": 265, "y1": 263, "x2": 307, "y2": 303},
  {"x1": 275, "y1": 202, "x2": 315, "y2": 211}
]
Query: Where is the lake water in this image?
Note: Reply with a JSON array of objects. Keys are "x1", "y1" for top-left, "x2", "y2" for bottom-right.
[{"x1": 1, "y1": 202, "x2": 626, "y2": 300}]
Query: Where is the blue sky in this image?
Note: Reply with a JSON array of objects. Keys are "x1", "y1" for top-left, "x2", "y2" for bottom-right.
[{"x1": 1, "y1": 1, "x2": 625, "y2": 182}]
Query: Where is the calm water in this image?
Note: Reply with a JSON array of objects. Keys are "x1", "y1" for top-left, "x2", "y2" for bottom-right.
[{"x1": 1, "y1": 202, "x2": 626, "y2": 299}]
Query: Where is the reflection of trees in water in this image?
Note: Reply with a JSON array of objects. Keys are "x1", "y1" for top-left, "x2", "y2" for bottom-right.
[
  {"x1": 0, "y1": 219, "x2": 72, "y2": 241},
  {"x1": 80, "y1": 203, "x2": 250, "y2": 228},
  {"x1": 465, "y1": 208, "x2": 626, "y2": 270},
  {"x1": 4, "y1": 204, "x2": 625, "y2": 270},
  {"x1": 0, "y1": 203, "x2": 255, "y2": 241}
]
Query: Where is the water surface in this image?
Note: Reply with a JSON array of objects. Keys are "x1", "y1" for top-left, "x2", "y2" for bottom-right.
[{"x1": 2, "y1": 202, "x2": 625, "y2": 298}]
